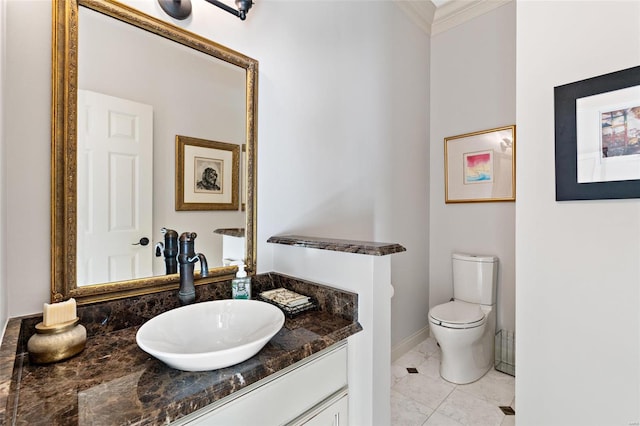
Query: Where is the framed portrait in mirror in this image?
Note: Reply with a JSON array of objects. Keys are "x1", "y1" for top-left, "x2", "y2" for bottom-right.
[{"x1": 176, "y1": 135, "x2": 240, "y2": 210}]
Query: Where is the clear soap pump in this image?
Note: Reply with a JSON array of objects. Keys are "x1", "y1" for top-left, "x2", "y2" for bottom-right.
[{"x1": 231, "y1": 262, "x2": 251, "y2": 299}]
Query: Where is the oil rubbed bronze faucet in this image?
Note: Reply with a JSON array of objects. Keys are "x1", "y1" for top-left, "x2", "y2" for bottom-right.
[
  {"x1": 177, "y1": 232, "x2": 209, "y2": 305},
  {"x1": 159, "y1": 228, "x2": 179, "y2": 275}
]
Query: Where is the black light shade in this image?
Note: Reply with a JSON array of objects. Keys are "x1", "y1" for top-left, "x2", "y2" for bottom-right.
[
  {"x1": 157, "y1": 0, "x2": 192, "y2": 20},
  {"x1": 235, "y1": 0, "x2": 254, "y2": 18}
]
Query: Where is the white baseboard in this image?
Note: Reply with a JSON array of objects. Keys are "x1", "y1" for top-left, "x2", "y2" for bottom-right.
[{"x1": 391, "y1": 326, "x2": 430, "y2": 363}]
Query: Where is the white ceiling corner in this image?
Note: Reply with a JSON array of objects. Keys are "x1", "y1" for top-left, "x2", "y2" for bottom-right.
[
  {"x1": 394, "y1": 0, "x2": 437, "y2": 35},
  {"x1": 395, "y1": 0, "x2": 513, "y2": 36},
  {"x1": 432, "y1": 0, "x2": 513, "y2": 35}
]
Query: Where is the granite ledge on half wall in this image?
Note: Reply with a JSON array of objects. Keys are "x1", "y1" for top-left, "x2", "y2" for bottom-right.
[
  {"x1": 213, "y1": 228, "x2": 245, "y2": 238},
  {"x1": 267, "y1": 234, "x2": 406, "y2": 256}
]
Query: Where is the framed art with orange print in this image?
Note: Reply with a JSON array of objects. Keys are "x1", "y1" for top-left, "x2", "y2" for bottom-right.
[{"x1": 444, "y1": 125, "x2": 516, "y2": 203}]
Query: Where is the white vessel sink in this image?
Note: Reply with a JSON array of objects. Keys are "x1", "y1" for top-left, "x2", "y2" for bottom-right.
[{"x1": 136, "y1": 299, "x2": 285, "y2": 371}]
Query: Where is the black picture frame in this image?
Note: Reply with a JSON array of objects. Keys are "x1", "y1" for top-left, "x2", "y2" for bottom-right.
[{"x1": 554, "y1": 65, "x2": 640, "y2": 201}]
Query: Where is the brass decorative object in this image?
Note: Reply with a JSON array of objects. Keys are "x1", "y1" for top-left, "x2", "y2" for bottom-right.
[{"x1": 27, "y1": 318, "x2": 87, "y2": 364}]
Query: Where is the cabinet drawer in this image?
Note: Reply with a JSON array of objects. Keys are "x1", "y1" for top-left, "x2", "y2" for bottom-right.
[
  {"x1": 178, "y1": 342, "x2": 347, "y2": 425},
  {"x1": 287, "y1": 387, "x2": 348, "y2": 426}
]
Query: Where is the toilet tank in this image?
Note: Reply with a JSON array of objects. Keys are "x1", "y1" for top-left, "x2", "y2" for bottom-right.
[{"x1": 452, "y1": 253, "x2": 498, "y2": 305}]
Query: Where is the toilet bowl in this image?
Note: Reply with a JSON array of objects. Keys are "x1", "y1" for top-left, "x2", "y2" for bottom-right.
[
  {"x1": 429, "y1": 301, "x2": 495, "y2": 384},
  {"x1": 429, "y1": 253, "x2": 498, "y2": 384}
]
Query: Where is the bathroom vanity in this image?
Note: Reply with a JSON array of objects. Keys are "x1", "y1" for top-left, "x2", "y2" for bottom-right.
[
  {"x1": 0, "y1": 235, "x2": 405, "y2": 425},
  {"x1": 0, "y1": 273, "x2": 361, "y2": 425}
]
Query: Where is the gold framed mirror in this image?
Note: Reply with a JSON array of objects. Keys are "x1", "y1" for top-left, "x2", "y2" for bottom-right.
[{"x1": 51, "y1": 0, "x2": 258, "y2": 304}]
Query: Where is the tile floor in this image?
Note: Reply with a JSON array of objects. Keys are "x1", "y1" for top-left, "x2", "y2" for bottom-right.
[{"x1": 391, "y1": 337, "x2": 515, "y2": 426}]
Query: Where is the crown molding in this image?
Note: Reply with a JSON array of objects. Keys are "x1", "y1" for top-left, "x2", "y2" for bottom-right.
[
  {"x1": 432, "y1": 0, "x2": 512, "y2": 35},
  {"x1": 394, "y1": 0, "x2": 437, "y2": 35},
  {"x1": 395, "y1": 0, "x2": 513, "y2": 36}
]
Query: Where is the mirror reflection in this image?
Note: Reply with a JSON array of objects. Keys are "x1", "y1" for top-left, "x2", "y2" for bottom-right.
[
  {"x1": 51, "y1": 0, "x2": 257, "y2": 304},
  {"x1": 76, "y1": 6, "x2": 246, "y2": 286}
]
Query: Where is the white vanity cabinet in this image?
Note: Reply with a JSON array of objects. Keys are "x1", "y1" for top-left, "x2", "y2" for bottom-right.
[
  {"x1": 175, "y1": 342, "x2": 348, "y2": 425},
  {"x1": 287, "y1": 388, "x2": 348, "y2": 426}
]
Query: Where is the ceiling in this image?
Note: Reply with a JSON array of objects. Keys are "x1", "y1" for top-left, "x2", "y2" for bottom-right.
[{"x1": 397, "y1": 0, "x2": 512, "y2": 36}]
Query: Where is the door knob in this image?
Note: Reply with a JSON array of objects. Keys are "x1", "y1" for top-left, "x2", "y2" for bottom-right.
[{"x1": 133, "y1": 237, "x2": 150, "y2": 246}]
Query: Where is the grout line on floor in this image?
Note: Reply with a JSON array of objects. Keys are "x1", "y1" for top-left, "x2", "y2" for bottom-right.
[{"x1": 421, "y1": 378, "x2": 457, "y2": 424}]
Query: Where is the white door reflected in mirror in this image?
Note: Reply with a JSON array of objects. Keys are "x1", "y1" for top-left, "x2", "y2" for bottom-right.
[{"x1": 77, "y1": 90, "x2": 154, "y2": 286}]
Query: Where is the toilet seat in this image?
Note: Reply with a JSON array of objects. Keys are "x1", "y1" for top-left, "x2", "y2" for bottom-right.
[{"x1": 429, "y1": 300, "x2": 486, "y2": 329}]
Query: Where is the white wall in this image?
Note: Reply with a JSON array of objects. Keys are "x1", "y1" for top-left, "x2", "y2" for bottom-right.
[
  {"x1": 429, "y1": 1, "x2": 516, "y2": 333},
  {"x1": 126, "y1": 0, "x2": 431, "y2": 349},
  {"x1": 253, "y1": 1, "x2": 430, "y2": 349},
  {"x1": 3, "y1": 0, "x2": 430, "y2": 353},
  {"x1": 4, "y1": 0, "x2": 51, "y2": 317},
  {"x1": 516, "y1": 2, "x2": 640, "y2": 425},
  {"x1": 272, "y1": 244, "x2": 395, "y2": 425},
  {"x1": 0, "y1": 0, "x2": 7, "y2": 333}
]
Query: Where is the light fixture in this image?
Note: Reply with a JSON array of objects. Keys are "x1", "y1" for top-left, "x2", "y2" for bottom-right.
[
  {"x1": 158, "y1": 0, "x2": 254, "y2": 21},
  {"x1": 205, "y1": 0, "x2": 253, "y2": 20}
]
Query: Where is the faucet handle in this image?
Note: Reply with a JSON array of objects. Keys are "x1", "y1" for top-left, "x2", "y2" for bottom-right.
[{"x1": 179, "y1": 232, "x2": 198, "y2": 241}]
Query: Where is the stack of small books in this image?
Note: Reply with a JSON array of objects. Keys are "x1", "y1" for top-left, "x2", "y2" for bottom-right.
[{"x1": 258, "y1": 288, "x2": 316, "y2": 316}]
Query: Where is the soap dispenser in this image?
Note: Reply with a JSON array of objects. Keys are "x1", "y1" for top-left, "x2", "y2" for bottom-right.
[{"x1": 232, "y1": 262, "x2": 251, "y2": 299}]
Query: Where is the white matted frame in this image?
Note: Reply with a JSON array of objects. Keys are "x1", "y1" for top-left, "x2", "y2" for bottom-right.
[
  {"x1": 445, "y1": 125, "x2": 516, "y2": 203},
  {"x1": 176, "y1": 135, "x2": 239, "y2": 211},
  {"x1": 576, "y1": 87, "x2": 640, "y2": 184}
]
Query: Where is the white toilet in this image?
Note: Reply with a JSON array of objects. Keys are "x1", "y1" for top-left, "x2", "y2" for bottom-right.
[{"x1": 428, "y1": 253, "x2": 498, "y2": 384}]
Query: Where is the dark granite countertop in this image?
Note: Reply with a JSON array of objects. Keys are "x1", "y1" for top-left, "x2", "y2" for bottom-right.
[
  {"x1": 0, "y1": 273, "x2": 361, "y2": 425},
  {"x1": 267, "y1": 235, "x2": 406, "y2": 256},
  {"x1": 213, "y1": 228, "x2": 245, "y2": 238}
]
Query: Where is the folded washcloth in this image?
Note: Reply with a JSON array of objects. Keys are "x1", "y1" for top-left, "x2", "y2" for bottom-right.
[{"x1": 260, "y1": 288, "x2": 310, "y2": 307}]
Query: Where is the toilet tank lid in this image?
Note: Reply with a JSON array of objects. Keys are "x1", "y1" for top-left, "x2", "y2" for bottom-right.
[{"x1": 452, "y1": 253, "x2": 498, "y2": 263}]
